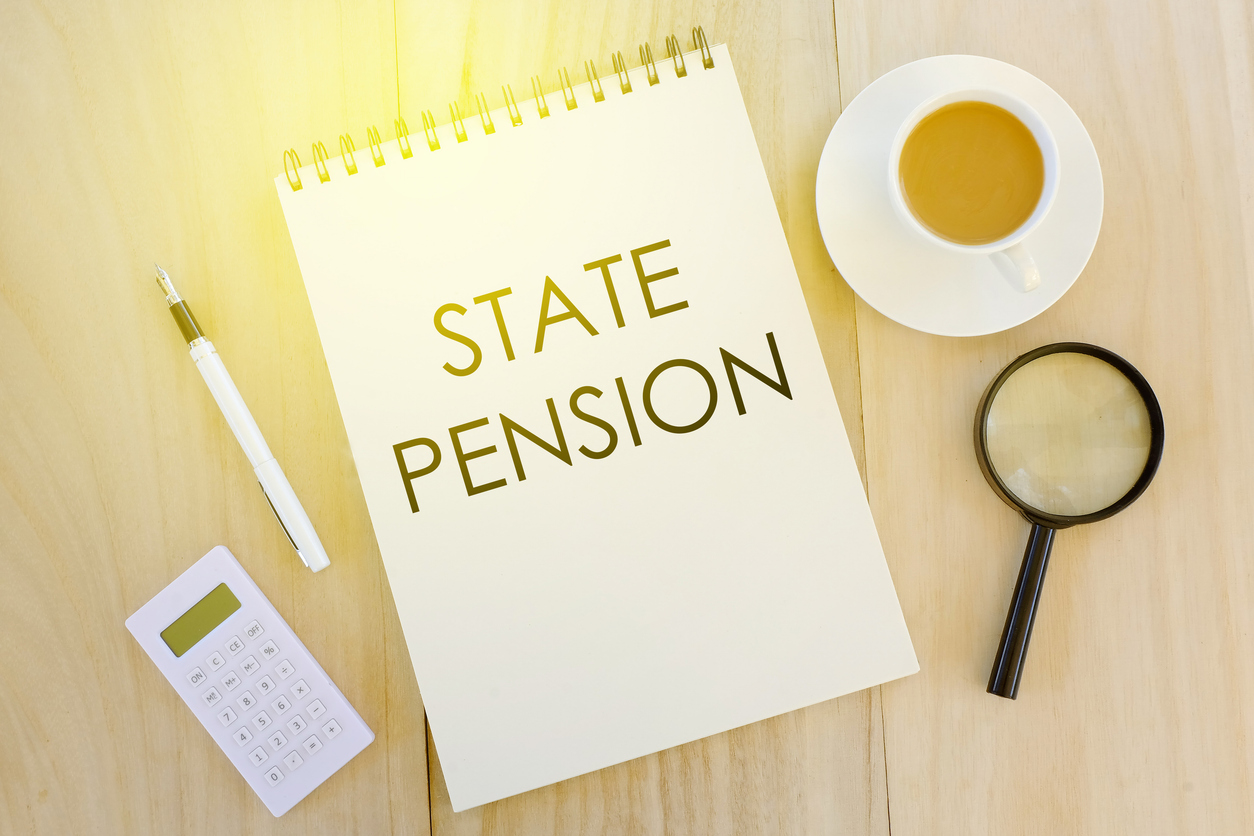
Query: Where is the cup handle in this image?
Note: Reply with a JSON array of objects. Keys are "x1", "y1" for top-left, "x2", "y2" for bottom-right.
[{"x1": 996, "y1": 241, "x2": 1042, "y2": 293}]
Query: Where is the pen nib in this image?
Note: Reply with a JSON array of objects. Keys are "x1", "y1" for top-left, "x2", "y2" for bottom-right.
[{"x1": 154, "y1": 263, "x2": 178, "y2": 301}]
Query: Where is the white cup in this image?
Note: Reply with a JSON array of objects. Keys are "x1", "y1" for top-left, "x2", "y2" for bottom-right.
[{"x1": 887, "y1": 88, "x2": 1060, "y2": 293}]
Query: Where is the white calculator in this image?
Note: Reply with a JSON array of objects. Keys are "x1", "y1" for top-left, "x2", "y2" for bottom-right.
[{"x1": 126, "y1": 545, "x2": 373, "y2": 816}]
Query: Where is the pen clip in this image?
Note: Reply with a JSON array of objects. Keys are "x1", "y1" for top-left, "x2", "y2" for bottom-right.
[{"x1": 259, "y1": 482, "x2": 302, "y2": 557}]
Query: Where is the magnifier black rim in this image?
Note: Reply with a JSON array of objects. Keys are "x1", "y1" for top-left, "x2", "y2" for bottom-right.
[{"x1": 974, "y1": 342, "x2": 1165, "y2": 529}]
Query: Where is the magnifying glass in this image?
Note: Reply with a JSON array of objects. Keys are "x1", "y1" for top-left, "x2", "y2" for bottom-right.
[{"x1": 974, "y1": 343, "x2": 1164, "y2": 699}]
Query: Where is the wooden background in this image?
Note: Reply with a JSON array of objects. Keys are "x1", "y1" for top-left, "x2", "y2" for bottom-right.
[{"x1": 2, "y1": 0, "x2": 1251, "y2": 833}]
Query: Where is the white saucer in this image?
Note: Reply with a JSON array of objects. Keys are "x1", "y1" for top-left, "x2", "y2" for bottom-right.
[{"x1": 815, "y1": 55, "x2": 1103, "y2": 337}]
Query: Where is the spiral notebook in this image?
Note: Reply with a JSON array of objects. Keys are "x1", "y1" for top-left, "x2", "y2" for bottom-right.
[{"x1": 275, "y1": 31, "x2": 917, "y2": 811}]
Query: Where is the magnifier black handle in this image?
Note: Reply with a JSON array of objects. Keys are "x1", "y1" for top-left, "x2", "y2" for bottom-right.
[{"x1": 988, "y1": 523, "x2": 1057, "y2": 699}]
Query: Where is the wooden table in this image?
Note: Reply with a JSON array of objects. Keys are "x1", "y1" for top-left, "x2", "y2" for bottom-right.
[{"x1": 3, "y1": 1, "x2": 1251, "y2": 833}]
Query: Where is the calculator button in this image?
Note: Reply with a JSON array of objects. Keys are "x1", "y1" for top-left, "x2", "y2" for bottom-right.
[
  {"x1": 264, "y1": 766, "x2": 284, "y2": 786},
  {"x1": 275, "y1": 659, "x2": 296, "y2": 680},
  {"x1": 307, "y1": 699, "x2": 326, "y2": 720},
  {"x1": 233, "y1": 727, "x2": 254, "y2": 747},
  {"x1": 240, "y1": 656, "x2": 260, "y2": 677},
  {"x1": 206, "y1": 652, "x2": 226, "y2": 672},
  {"x1": 256, "y1": 676, "x2": 275, "y2": 696},
  {"x1": 220, "y1": 670, "x2": 241, "y2": 692},
  {"x1": 217, "y1": 706, "x2": 237, "y2": 726},
  {"x1": 252, "y1": 711, "x2": 272, "y2": 731},
  {"x1": 244, "y1": 619, "x2": 264, "y2": 641},
  {"x1": 202, "y1": 687, "x2": 222, "y2": 707},
  {"x1": 236, "y1": 691, "x2": 256, "y2": 711},
  {"x1": 225, "y1": 635, "x2": 245, "y2": 656},
  {"x1": 321, "y1": 719, "x2": 342, "y2": 739},
  {"x1": 186, "y1": 667, "x2": 207, "y2": 687},
  {"x1": 259, "y1": 640, "x2": 280, "y2": 660},
  {"x1": 249, "y1": 746, "x2": 269, "y2": 766},
  {"x1": 302, "y1": 735, "x2": 323, "y2": 755},
  {"x1": 287, "y1": 715, "x2": 307, "y2": 735},
  {"x1": 271, "y1": 695, "x2": 291, "y2": 715},
  {"x1": 291, "y1": 680, "x2": 310, "y2": 700},
  {"x1": 283, "y1": 750, "x2": 304, "y2": 770},
  {"x1": 267, "y1": 730, "x2": 288, "y2": 751}
]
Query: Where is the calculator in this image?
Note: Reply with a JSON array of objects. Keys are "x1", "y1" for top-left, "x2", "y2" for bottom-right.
[{"x1": 126, "y1": 545, "x2": 373, "y2": 816}]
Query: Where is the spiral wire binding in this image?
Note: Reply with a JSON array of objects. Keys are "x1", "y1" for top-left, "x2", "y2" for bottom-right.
[
  {"x1": 612, "y1": 51, "x2": 633, "y2": 94},
  {"x1": 284, "y1": 26, "x2": 716, "y2": 191},
  {"x1": 421, "y1": 110, "x2": 441, "y2": 151},
  {"x1": 585, "y1": 60, "x2": 605, "y2": 102},
  {"x1": 284, "y1": 149, "x2": 302, "y2": 190},
  {"x1": 666, "y1": 35, "x2": 687, "y2": 77},
  {"x1": 693, "y1": 26, "x2": 714, "y2": 69},
  {"x1": 558, "y1": 67, "x2": 578, "y2": 110},
  {"x1": 449, "y1": 103, "x2": 469, "y2": 142},
  {"x1": 639, "y1": 43, "x2": 660, "y2": 86},
  {"x1": 395, "y1": 118, "x2": 413, "y2": 158},
  {"x1": 476, "y1": 92, "x2": 497, "y2": 134},
  {"x1": 312, "y1": 141, "x2": 331, "y2": 182},
  {"x1": 503, "y1": 84, "x2": 524, "y2": 126},
  {"x1": 339, "y1": 134, "x2": 358, "y2": 175},
  {"x1": 367, "y1": 126, "x2": 386, "y2": 167},
  {"x1": 531, "y1": 75, "x2": 551, "y2": 118}
]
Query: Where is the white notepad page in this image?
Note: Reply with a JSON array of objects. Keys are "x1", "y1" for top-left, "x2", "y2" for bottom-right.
[{"x1": 277, "y1": 43, "x2": 916, "y2": 811}]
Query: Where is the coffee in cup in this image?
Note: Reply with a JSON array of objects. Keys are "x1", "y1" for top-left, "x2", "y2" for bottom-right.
[
  {"x1": 898, "y1": 101, "x2": 1045, "y2": 245},
  {"x1": 887, "y1": 89, "x2": 1061, "y2": 293}
]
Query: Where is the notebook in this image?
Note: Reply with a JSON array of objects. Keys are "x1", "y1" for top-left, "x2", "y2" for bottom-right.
[{"x1": 275, "y1": 31, "x2": 917, "y2": 811}]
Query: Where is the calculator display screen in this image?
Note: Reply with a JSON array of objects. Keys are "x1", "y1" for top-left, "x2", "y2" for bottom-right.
[{"x1": 161, "y1": 583, "x2": 241, "y2": 657}]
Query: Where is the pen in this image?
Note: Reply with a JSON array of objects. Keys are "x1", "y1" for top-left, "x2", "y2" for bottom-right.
[{"x1": 155, "y1": 265, "x2": 331, "y2": 573}]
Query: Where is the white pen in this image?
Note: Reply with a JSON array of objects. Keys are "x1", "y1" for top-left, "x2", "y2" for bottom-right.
[{"x1": 155, "y1": 265, "x2": 331, "y2": 572}]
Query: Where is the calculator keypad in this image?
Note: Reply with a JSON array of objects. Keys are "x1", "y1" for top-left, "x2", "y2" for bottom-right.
[{"x1": 182, "y1": 613, "x2": 347, "y2": 790}]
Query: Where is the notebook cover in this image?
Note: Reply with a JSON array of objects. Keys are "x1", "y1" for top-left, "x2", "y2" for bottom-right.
[{"x1": 276, "y1": 43, "x2": 917, "y2": 811}]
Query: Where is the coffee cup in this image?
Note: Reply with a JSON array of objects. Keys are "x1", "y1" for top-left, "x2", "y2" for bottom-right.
[{"x1": 887, "y1": 88, "x2": 1060, "y2": 292}]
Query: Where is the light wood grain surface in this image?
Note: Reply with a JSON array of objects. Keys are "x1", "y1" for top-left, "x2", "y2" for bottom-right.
[{"x1": 1, "y1": 0, "x2": 1250, "y2": 834}]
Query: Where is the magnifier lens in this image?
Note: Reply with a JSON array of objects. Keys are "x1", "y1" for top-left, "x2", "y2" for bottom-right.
[{"x1": 984, "y1": 352, "x2": 1154, "y2": 517}]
